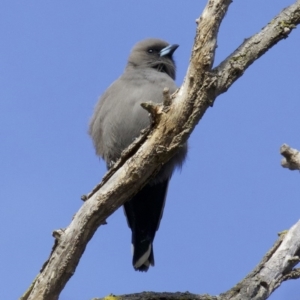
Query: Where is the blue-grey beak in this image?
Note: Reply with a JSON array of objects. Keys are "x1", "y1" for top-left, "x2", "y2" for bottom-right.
[{"x1": 159, "y1": 44, "x2": 179, "y2": 57}]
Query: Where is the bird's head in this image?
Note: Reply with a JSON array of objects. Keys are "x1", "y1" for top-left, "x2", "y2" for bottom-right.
[{"x1": 127, "y1": 38, "x2": 178, "y2": 80}]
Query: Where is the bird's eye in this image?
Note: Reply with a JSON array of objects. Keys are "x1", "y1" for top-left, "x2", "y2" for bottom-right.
[{"x1": 147, "y1": 49, "x2": 154, "y2": 53}]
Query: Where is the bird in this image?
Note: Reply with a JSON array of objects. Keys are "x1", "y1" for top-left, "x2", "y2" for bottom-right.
[{"x1": 89, "y1": 38, "x2": 187, "y2": 271}]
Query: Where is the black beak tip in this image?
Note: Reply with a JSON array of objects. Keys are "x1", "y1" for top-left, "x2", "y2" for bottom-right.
[{"x1": 172, "y1": 44, "x2": 180, "y2": 51}]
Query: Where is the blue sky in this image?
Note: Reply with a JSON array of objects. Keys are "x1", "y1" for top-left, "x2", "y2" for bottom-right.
[{"x1": 1, "y1": 1, "x2": 300, "y2": 299}]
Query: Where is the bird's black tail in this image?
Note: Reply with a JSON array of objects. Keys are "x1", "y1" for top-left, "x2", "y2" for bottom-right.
[{"x1": 123, "y1": 180, "x2": 169, "y2": 272}]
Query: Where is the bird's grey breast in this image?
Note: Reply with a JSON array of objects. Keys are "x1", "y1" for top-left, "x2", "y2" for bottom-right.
[{"x1": 89, "y1": 68, "x2": 177, "y2": 164}]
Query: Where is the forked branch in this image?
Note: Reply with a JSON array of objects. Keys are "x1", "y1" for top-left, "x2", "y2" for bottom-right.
[{"x1": 22, "y1": 1, "x2": 300, "y2": 299}]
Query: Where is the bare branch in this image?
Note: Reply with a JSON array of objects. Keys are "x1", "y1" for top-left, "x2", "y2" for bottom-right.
[
  {"x1": 92, "y1": 221, "x2": 300, "y2": 300},
  {"x1": 221, "y1": 221, "x2": 300, "y2": 300},
  {"x1": 280, "y1": 144, "x2": 300, "y2": 170},
  {"x1": 214, "y1": 0, "x2": 300, "y2": 95},
  {"x1": 22, "y1": 1, "x2": 300, "y2": 299},
  {"x1": 282, "y1": 267, "x2": 300, "y2": 281},
  {"x1": 94, "y1": 292, "x2": 216, "y2": 300}
]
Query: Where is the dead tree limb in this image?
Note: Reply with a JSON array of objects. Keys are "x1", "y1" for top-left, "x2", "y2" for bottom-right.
[
  {"x1": 22, "y1": 0, "x2": 300, "y2": 299},
  {"x1": 280, "y1": 144, "x2": 300, "y2": 170},
  {"x1": 94, "y1": 220, "x2": 300, "y2": 300}
]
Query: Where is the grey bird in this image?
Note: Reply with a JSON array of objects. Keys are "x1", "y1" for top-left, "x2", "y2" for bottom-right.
[{"x1": 89, "y1": 38, "x2": 187, "y2": 271}]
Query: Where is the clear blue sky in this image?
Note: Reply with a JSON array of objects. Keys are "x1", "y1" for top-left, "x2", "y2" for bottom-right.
[{"x1": 1, "y1": 1, "x2": 299, "y2": 299}]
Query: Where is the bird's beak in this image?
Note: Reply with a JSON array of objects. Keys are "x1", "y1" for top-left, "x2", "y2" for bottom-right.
[{"x1": 159, "y1": 44, "x2": 179, "y2": 57}]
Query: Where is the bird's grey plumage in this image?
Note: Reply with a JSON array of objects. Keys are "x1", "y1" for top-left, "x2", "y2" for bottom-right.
[{"x1": 89, "y1": 38, "x2": 187, "y2": 271}]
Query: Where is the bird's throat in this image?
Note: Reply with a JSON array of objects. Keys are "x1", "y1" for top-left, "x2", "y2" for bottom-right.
[{"x1": 153, "y1": 63, "x2": 167, "y2": 74}]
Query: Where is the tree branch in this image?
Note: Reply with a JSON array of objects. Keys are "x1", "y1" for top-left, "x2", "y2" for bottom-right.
[
  {"x1": 94, "y1": 221, "x2": 300, "y2": 300},
  {"x1": 93, "y1": 292, "x2": 216, "y2": 300},
  {"x1": 214, "y1": 0, "x2": 300, "y2": 95},
  {"x1": 222, "y1": 221, "x2": 300, "y2": 300},
  {"x1": 280, "y1": 144, "x2": 300, "y2": 170},
  {"x1": 22, "y1": 0, "x2": 300, "y2": 299}
]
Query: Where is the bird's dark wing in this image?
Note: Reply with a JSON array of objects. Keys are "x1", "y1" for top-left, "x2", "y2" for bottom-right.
[{"x1": 123, "y1": 180, "x2": 169, "y2": 271}]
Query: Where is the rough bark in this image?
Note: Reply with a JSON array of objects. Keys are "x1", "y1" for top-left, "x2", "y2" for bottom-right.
[
  {"x1": 22, "y1": 0, "x2": 300, "y2": 299},
  {"x1": 280, "y1": 144, "x2": 300, "y2": 170}
]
